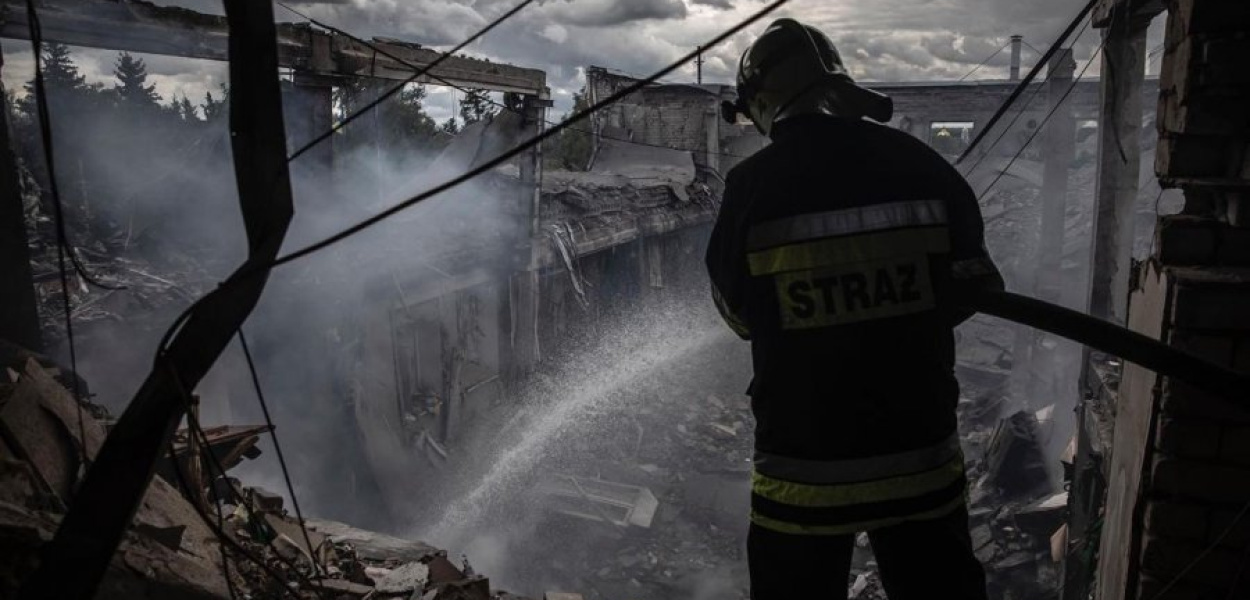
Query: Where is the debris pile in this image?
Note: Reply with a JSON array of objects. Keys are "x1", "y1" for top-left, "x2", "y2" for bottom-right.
[
  {"x1": 960, "y1": 405, "x2": 1068, "y2": 600},
  {"x1": 0, "y1": 343, "x2": 545, "y2": 600},
  {"x1": 487, "y1": 370, "x2": 756, "y2": 598}
]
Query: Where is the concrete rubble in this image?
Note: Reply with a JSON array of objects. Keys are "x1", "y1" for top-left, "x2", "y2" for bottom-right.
[{"x1": 0, "y1": 343, "x2": 554, "y2": 600}]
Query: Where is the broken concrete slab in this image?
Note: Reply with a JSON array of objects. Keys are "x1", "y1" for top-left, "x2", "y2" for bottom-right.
[
  {"x1": 535, "y1": 474, "x2": 659, "y2": 530},
  {"x1": 373, "y1": 561, "x2": 430, "y2": 595},
  {"x1": 1014, "y1": 491, "x2": 1069, "y2": 538},
  {"x1": 0, "y1": 359, "x2": 108, "y2": 504},
  {"x1": 313, "y1": 578, "x2": 374, "y2": 597},
  {"x1": 544, "y1": 593, "x2": 585, "y2": 600},
  {"x1": 985, "y1": 410, "x2": 1050, "y2": 497},
  {"x1": 306, "y1": 517, "x2": 440, "y2": 563}
]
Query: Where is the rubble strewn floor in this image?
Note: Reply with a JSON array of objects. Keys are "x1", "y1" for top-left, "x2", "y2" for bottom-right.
[{"x1": 0, "y1": 351, "x2": 540, "y2": 600}]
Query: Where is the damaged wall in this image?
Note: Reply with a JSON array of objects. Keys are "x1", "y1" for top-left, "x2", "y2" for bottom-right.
[{"x1": 1093, "y1": 1, "x2": 1250, "y2": 600}]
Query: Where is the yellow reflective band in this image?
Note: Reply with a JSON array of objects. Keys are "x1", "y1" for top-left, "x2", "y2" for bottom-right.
[
  {"x1": 773, "y1": 255, "x2": 934, "y2": 329},
  {"x1": 747, "y1": 200, "x2": 949, "y2": 251},
  {"x1": 749, "y1": 495, "x2": 966, "y2": 535},
  {"x1": 747, "y1": 227, "x2": 951, "y2": 276},
  {"x1": 751, "y1": 455, "x2": 965, "y2": 508}
]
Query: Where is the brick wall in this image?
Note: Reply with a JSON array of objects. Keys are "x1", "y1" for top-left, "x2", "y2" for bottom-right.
[
  {"x1": 1098, "y1": 1, "x2": 1250, "y2": 598},
  {"x1": 1131, "y1": 257, "x2": 1250, "y2": 599}
]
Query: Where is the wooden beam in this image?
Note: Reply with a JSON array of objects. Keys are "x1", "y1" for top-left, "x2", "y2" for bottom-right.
[{"x1": 0, "y1": 0, "x2": 546, "y2": 95}]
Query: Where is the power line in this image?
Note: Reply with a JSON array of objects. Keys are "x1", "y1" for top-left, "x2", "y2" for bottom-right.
[
  {"x1": 236, "y1": 329, "x2": 322, "y2": 582},
  {"x1": 977, "y1": 39, "x2": 1104, "y2": 202},
  {"x1": 263, "y1": 0, "x2": 789, "y2": 273},
  {"x1": 955, "y1": 0, "x2": 1098, "y2": 165},
  {"x1": 959, "y1": 41, "x2": 1010, "y2": 82},
  {"x1": 162, "y1": 358, "x2": 329, "y2": 598},
  {"x1": 1145, "y1": 496, "x2": 1250, "y2": 600},
  {"x1": 961, "y1": 18, "x2": 1092, "y2": 179},
  {"x1": 284, "y1": 0, "x2": 538, "y2": 163},
  {"x1": 22, "y1": 0, "x2": 126, "y2": 294},
  {"x1": 278, "y1": 4, "x2": 758, "y2": 161},
  {"x1": 164, "y1": 438, "x2": 304, "y2": 599},
  {"x1": 23, "y1": 0, "x2": 89, "y2": 470},
  {"x1": 153, "y1": 0, "x2": 794, "y2": 362}
]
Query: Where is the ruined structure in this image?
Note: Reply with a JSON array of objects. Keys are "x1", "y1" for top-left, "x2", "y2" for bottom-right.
[
  {"x1": 1066, "y1": 1, "x2": 1250, "y2": 600},
  {"x1": 2, "y1": 0, "x2": 1248, "y2": 598}
]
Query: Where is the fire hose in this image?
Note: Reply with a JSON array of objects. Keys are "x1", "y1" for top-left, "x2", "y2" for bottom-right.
[{"x1": 962, "y1": 289, "x2": 1249, "y2": 404}]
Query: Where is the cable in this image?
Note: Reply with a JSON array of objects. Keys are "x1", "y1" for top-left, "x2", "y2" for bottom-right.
[
  {"x1": 161, "y1": 358, "x2": 328, "y2": 599},
  {"x1": 276, "y1": 3, "x2": 757, "y2": 162},
  {"x1": 155, "y1": 0, "x2": 793, "y2": 361},
  {"x1": 160, "y1": 365, "x2": 306, "y2": 600},
  {"x1": 269, "y1": 0, "x2": 788, "y2": 271},
  {"x1": 1225, "y1": 536, "x2": 1250, "y2": 600},
  {"x1": 201, "y1": 417, "x2": 241, "y2": 600},
  {"x1": 284, "y1": 0, "x2": 537, "y2": 163},
  {"x1": 1144, "y1": 497, "x2": 1250, "y2": 600},
  {"x1": 960, "y1": 19, "x2": 1091, "y2": 179},
  {"x1": 955, "y1": 0, "x2": 1098, "y2": 165},
  {"x1": 164, "y1": 439, "x2": 302, "y2": 600},
  {"x1": 977, "y1": 39, "x2": 1104, "y2": 202},
  {"x1": 21, "y1": 1, "x2": 126, "y2": 294},
  {"x1": 958, "y1": 41, "x2": 1010, "y2": 82},
  {"x1": 236, "y1": 329, "x2": 322, "y2": 580},
  {"x1": 23, "y1": 0, "x2": 90, "y2": 470}
]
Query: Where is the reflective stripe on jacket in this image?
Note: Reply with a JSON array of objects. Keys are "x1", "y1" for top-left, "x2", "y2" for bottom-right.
[
  {"x1": 705, "y1": 114, "x2": 1002, "y2": 535},
  {"x1": 750, "y1": 433, "x2": 966, "y2": 534}
]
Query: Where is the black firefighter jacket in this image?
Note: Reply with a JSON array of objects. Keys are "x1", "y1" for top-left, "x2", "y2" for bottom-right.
[{"x1": 705, "y1": 113, "x2": 1004, "y2": 535}]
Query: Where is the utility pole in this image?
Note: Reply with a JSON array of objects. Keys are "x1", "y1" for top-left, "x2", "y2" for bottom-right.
[{"x1": 695, "y1": 46, "x2": 704, "y2": 84}]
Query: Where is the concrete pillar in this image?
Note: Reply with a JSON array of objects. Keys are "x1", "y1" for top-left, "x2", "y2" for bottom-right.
[
  {"x1": 289, "y1": 73, "x2": 335, "y2": 175},
  {"x1": 705, "y1": 106, "x2": 720, "y2": 175},
  {"x1": 1010, "y1": 35, "x2": 1023, "y2": 81},
  {"x1": 1086, "y1": 16, "x2": 1149, "y2": 324},
  {"x1": 1037, "y1": 49, "x2": 1077, "y2": 305},
  {"x1": 0, "y1": 47, "x2": 42, "y2": 351},
  {"x1": 505, "y1": 92, "x2": 548, "y2": 376},
  {"x1": 1015, "y1": 49, "x2": 1078, "y2": 407}
]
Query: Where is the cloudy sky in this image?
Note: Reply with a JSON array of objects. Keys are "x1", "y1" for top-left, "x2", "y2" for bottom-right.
[{"x1": 2, "y1": 0, "x2": 1165, "y2": 122}]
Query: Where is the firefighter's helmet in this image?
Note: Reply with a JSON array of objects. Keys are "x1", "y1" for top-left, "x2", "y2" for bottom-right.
[{"x1": 722, "y1": 19, "x2": 893, "y2": 136}]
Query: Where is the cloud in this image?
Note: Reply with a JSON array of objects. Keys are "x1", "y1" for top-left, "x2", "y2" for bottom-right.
[
  {"x1": 539, "y1": 23, "x2": 568, "y2": 44},
  {"x1": 2, "y1": 0, "x2": 1157, "y2": 118},
  {"x1": 540, "y1": 0, "x2": 688, "y2": 27},
  {"x1": 691, "y1": 0, "x2": 736, "y2": 10}
]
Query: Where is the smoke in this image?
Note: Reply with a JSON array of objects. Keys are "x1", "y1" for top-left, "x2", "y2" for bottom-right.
[
  {"x1": 386, "y1": 295, "x2": 752, "y2": 594},
  {"x1": 12, "y1": 51, "x2": 526, "y2": 527}
]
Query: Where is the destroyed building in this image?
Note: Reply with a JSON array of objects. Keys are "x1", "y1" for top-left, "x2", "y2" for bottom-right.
[{"x1": 1, "y1": 0, "x2": 1250, "y2": 599}]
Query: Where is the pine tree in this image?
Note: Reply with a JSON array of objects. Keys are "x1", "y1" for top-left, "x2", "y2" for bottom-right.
[
  {"x1": 440, "y1": 117, "x2": 460, "y2": 136},
  {"x1": 549, "y1": 86, "x2": 592, "y2": 170},
  {"x1": 389, "y1": 85, "x2": 438, "y2": 150},
  {"x1": 201, "y1": 85, "x2": 228, "y2": 121},
  {"x1": 113, "y1": 52, "x2": 161, "y2": 108},
  {"x1": 39, "y1": 43, "x2": 87, "y2": 92},
  {"x1": 178, "y1": 95, "x2": 197, "y2": 121},
  {"x1": 20, "y1": 43, "x2": 87, "y2": 116},
  {"x1": 458, "y1": 89, "x2": 497, "y2": 125}
]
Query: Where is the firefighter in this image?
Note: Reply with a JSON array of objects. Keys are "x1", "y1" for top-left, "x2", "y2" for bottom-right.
[{"x1": 707, "y1": 19, "x2": 1004, "y2": 600}]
